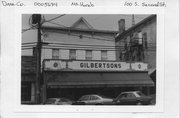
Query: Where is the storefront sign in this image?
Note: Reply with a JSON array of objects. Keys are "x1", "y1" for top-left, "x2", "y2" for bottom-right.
[
  {"x1": 44, "y1": 60, "x2": 148, "y2": 71},
  {"x1": 44, "y1": 60, "x2": 66, "y2": 70},
  {"x1": 68, "y1": 61, "x2": 130, "y2": 71}
]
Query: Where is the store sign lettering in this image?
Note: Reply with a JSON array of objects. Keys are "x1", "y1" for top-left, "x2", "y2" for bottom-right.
[
  {"x1": 68, "y1": 61, "x2": 130, "y2": 71},
  {"x1": 79, "y1": 62, "x2": 122, "y2": 69}
]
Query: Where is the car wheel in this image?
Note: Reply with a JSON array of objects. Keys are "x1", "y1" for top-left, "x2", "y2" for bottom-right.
[{"x1": 136, "y1": 102, "x2": 142, "y2": 105}]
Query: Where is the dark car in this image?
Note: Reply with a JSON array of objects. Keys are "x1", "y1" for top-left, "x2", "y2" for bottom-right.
[
  {"x1": 113, "y1": 91, "x2": 152, "y2": 105},
  {"x1": 45, "y1": 98, "x2": 74, "y2": 105},
  {"x1": 73, "y1": 94, "x2": 113, "y2": 105}
]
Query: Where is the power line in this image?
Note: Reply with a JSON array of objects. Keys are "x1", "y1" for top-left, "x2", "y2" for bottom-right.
[
  {"x1": 21, "y1": 41, "x2": 156, "y2": 49},
  {"x1": 46, "y1": 21, "x2": 68, "y2": 28},
  {"x1": 22, "y1": 14, "x2": 66, "y2": 33},
  {"x1": 22, "y1": 42, "x2": 37, "y2": 45},
  {"x1": 22, "y1": 44, "x2": 156, "y2": 51},
  {"x1": 44, "y1": 14, "x2": 65, "y2": 23},
  {"x1": 22, "y1": 25, "x2": 37, "y2": 33}
]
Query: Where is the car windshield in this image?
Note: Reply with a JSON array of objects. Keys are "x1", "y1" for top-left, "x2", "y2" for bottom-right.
[
  {"x1": 136, "y1": 91, "x2": 146, "y2": 97},
  {"x1": 98, "y1": 95, "x2": 110, "y2": 99}
]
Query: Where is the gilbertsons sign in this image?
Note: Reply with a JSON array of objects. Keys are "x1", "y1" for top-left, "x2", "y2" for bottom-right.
[{"x1": 44, "y1": 60, "x2": 148, "y2": 71}]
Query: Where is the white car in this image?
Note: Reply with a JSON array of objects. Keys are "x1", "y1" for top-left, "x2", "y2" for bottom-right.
[{"x1": 74, "y1": 94, "x2": 113, "y2": 105}]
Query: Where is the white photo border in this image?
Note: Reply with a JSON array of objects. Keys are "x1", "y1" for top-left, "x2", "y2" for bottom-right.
[{"x1": 13, "y1": 7, "x2": 165, "y2": 113}]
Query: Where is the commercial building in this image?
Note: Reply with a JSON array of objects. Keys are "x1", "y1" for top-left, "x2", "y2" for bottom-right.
[
  {"x1": 39, "y1": 17, "x2": 154, "y2": 103},
  {"x1": 21, "y1": 15, "x2": 155, "y2": 104}
]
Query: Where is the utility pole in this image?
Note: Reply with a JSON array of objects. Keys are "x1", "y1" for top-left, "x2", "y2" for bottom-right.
[
  {"x1": 36, "y1": 14, "x2": 42, "y2": 104},
  {"x1": 32, "y1": 14, "x2": 42, "y2": 104},
  {"x1": 132, "y1": 14, "x2": 135, "y2": 26}
]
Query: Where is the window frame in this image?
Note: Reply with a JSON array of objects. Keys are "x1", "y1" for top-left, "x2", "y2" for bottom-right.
[
  {"x1": 69, "y1": 49, "x2": 76, "y2": 60},
  {"x1": 52, "y1": 48, "x2": 59, "y2": 59},
  {"x1": 101, "y1": 50, "x2": 108, "y2": 60},
  {"x1": 85, "y1": 50, "x2": 93, "y2": 60}
]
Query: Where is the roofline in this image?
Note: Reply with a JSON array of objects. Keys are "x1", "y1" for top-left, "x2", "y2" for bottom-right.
[
  {"x1": 71, "y1": 17, "x2": 94, "y2": 29},
  {"x1": 115, "y1": 14, "x2": 156, "y2": 42},
  {"x1": 41, "y1": 25, "x2": 118, "y2": 34}
]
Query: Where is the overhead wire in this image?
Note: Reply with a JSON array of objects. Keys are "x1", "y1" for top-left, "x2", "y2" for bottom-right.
[
  {"x1": 44, "y1": 14, "x2": 66, "y2": 23},
  {"x1": 22, "y1": 14, "x2": 66, "y2": 33},
  {"x1": 21, "y1": 40, "x2": 156, "y2": 48},
  {"x1": 22, "y1": 47, "x2": 156, "y2": 52}
]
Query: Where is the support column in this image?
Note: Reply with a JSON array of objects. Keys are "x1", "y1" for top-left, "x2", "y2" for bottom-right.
[
  {"x1": 42, "y1": 84, "x2": 47, "y2": 104},
  {"x1": 42, "y1": 70, "x2": 47, "y2": 104},
  {"x1": 31, "y1": 82, "x2": 35, "y2": 103}
]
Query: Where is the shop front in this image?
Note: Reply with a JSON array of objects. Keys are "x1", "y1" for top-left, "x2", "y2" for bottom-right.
[{"x1": 42, "y1": 60, "x2": 154, "y2": 103}]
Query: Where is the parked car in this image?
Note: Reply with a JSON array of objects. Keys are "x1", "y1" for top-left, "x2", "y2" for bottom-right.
[
  {"x1": 45, "y1": 98, "x2": 74, "y2": 105},
  {"x1": 73, "y1": 94, "x2": 113, "y2": 105},
  {"x1": 113, "y1": 91, "x2": 152, "y2": 105}
]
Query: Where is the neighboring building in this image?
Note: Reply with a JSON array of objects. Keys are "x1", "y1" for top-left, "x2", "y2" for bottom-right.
[
  {"x1": 115, "y1": 15, "x2": 156, "y2": 94},
  {"x1": 40, "y1": 17, "x2": 118, "y2": 61},
  {"x1": 115, "y1": 15, "x2": 156, "y2": 70},
  {"x1": 21, "y1": 56, "x2": 36, "y2": 104}
]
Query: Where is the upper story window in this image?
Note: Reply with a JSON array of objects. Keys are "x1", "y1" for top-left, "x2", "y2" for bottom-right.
[
  {"x1": 143, "y1": 32, "x2": 148, "y2": 49},
  {"x1": 52, "y1": 49, "x2": 59, "y2": 59},
  {"x1": 86, "y1": 50, "x2": 92, "y2": 60},
  {"x1": 69, "y1": 49, "x2": 76, "y2": 60},
  {"x1": 101, "y1": 50, "x2": 107, "y2": 60},
  {"x1": 138, "y1": 31, "x2": 143, "y2": 45}
]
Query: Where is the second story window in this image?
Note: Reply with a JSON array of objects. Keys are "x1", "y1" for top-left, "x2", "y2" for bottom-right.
[
  {"x1": 69, "y1": 49, "x2": 76, "y2": 60},
  {"x1": 101, "y1": 50, "x2": 107, "y2": 60},
  {"x1": 86, "y1": 50, "x2": 92, "y2": 60},
  {"x1": 52, "y1": 49, "x2": 59, "y2": 59},
  {"x1": 138, "y1": 31, "x2": 143, "y2": 45}
]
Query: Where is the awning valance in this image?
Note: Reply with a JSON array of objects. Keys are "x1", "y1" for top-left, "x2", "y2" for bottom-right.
[{"x1": 45, "y1": 71, "x2": 154, "y2": 88}]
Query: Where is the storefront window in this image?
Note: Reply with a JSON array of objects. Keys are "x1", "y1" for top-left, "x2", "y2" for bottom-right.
[
  {"x1": 52, "y1": 49, "x2": 59, "y2": 59},
  {"x1": 69, "y1": 49, "x2": 76, "y2": 60},
  {"x1": 86, "y1": 50, "x2": 92, "y2": 60},
  {"x1": 101, "y1": 50, "x2": 107, "y2": 60}
]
